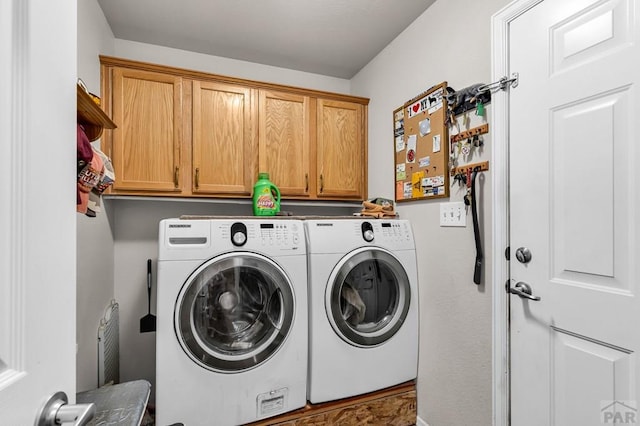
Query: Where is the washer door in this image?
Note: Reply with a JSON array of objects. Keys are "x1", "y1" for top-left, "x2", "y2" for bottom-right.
[
  {"x1": 175, "y1": 252, "x2": 295, "y2": 372},
  {"x1": 325, "y1": 247, "x2": 411, "y2": 347}
]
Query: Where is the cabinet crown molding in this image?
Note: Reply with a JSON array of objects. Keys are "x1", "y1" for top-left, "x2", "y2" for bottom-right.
[{"x1": 99, "y1": 55, "x2": 369, "y2": 105}]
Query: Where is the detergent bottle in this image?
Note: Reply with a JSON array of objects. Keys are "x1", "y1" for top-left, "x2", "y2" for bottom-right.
[{"x1": 252, "y1": 172, "x2": 281, "y2": 216}]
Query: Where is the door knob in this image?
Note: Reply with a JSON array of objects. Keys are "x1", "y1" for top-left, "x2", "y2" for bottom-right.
[
  {"x1": 515, "y1": 247, "x2": 532, "y2": 264},
  {"x1": 508, "y1": 281, "x2": 541, "y2": 301},
  {"x1": 36, "y1": 391, "x2": 95, "y2": 426}
]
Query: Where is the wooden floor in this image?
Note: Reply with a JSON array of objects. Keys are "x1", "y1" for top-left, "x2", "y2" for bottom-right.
[{"x1": 248, "y1": 381, "x2": 416, "y2": 426}]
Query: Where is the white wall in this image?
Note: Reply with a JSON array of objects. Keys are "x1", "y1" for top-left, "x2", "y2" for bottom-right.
[
  {"x1": 76, "y1": 0, "x2": 115, "y2": 392},
  {"x1": 113, "y1": 39, "x2": 351, "y2": 94},
  {"x1": 351, "y1": 0, "x2": 510, "y2": 424}
]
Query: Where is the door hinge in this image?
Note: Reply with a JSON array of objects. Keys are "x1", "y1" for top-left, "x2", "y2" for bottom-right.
[{"x1": 505, "y1": 246, "x2": 510, "y2": 261}]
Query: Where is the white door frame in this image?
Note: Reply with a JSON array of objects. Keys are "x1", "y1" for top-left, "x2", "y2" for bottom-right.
[
  {"x1": 0, "y1": 0, "x2": 29, "y2": 384},
  {"x1": 490, "y1": 1, "x2": 544, "y2": 425}
]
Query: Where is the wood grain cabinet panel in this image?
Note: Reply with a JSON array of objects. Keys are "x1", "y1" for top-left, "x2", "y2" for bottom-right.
[
  {"x1": 101, "y1": 56, "x2": 368, "y2": 201},
  {"x1": 317, "y1": 99, "x2": 365, "y2": 200},
  {"x1": 259, "y1": 90, "x2": 312, "y2": 197},
  {"x1": 111, "y1": 68, "x2": 182, "y2": 193},
  {"x1": 192, "y1": 81, "x2": 254, "y2": 195}
]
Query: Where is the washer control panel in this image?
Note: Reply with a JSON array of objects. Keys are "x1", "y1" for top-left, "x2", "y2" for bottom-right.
[{"x1": 219, "y1": 220, "x2": 304, "y2": 252}]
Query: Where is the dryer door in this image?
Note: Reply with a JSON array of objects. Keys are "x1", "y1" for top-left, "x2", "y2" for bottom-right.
[
  {"x1": 175, "y1": 252, "x2": 295, "y2": 372},
  {"x1": 325, "y1": 247, "x2": 411, "y2": 347}
]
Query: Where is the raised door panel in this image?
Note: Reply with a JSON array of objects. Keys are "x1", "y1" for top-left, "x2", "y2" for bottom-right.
[
  {"x1": 192, "y1": 80, "x2": 254, "y2": 195},
  {"x1": 317, "y1": 99, "x2": 365, "y2": 199},
  {"x1": 111, "y1": 68, "x2": 182, "y2": 192},
  {"x1": 259, "y1": 90, "x2": 311, "y2": 197}
]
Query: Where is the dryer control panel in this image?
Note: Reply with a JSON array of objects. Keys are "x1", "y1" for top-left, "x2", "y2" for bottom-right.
[
  {"x1": 305, "y1": 219, "x2": 415, "y2": 253},
  {"x1": 376, "y1": 221, "x2": 413, "y2": 242}
]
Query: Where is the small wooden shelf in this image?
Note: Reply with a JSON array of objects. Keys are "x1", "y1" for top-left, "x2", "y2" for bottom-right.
[
  {"x1": 77, "y1": 84, "x2": 116, "y2": 142},
  {"x1": 248, "y1": 381, "x2": 417, "y2": 426}
]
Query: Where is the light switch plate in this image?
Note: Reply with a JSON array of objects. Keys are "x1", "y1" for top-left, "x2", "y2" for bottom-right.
[{"x1": 439, "y1": 202, "x2": 466, "y2": 227}]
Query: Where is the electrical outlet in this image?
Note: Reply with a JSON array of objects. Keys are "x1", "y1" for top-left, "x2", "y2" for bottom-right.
[{"x1": 439, "y1": 202, "x2": 466, "y2": 227}]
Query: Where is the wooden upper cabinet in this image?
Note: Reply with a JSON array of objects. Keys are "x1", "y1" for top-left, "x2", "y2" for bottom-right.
[
  {"x1": 101, "y1": 56, "x2": 368, "y2": 201},
  {"x1": 258, "y1": 90, "x2": 312, "y2": 197},
  {"x1": 191, "y1": 80, "x2": 254, "y2": 195},
  {"x1": 316, "y1": 99, "x2": 365, "y2": 199},
  {"x1": 111, "y1": 68, "x2": 182, "y2": 192}
]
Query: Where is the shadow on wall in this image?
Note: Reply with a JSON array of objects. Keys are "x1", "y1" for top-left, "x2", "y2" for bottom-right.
[{"x1": 108, "y1": 198, "x2": 361, "y2": 241}]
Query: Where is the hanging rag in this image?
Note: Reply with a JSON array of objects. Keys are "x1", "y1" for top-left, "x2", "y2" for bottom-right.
[
  {"x1": 76, "y1": 124, "x2": 93, "y2": 206},
  {"x1": 77, "y1": 146, "x2": 104, "y2": 215},
  {"x1": 341, "y1": 284, "x2": 366, "y2": 326},
  {"x1": 87, "y1": 147, "x2": 115, "y2": 217}
]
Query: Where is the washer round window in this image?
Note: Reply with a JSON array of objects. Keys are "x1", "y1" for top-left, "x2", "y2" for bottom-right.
[
  {"x1": 175, "y1": 252, "x2": 295, "y2": 372},
  {"x1": 325, "y1": 247, "x2": 411, "y2": 347}
]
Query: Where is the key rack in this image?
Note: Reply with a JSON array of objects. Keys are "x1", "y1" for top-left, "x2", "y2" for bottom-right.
[
  {"x1": 450, "y1": 161, "x2": 489, "y2": 176},
  {"x1": 450, "y1": 124, "x2": 489, "y2": 143}
]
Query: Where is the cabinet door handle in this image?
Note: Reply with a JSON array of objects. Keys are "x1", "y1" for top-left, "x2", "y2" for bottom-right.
[
  {"x1": 305, "y1": 173, "x2": 309, "y2": 193},
  {"x1": 174, "y1": 166, "x2": 179, "y2": 188},
  {"x1": 320, "y1": 174, "x2": 324, "y2": 193},
  {"x1": 195, "y1": 168, "x2": 200, "y2": 189}
]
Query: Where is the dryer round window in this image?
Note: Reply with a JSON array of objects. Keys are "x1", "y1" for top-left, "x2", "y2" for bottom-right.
[
  {"x1": 325, "y1": 246, "x2": 411, "y2": 347},
  {"x1": 175, "y1": 251, "x2": 295, "y2": 373}
]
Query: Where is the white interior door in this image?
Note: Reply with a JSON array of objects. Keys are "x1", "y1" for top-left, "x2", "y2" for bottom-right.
[
  {"x1": 0, "y1": 0, "x2": 78, "y2": 424},
  {"x1": 509, "y1": 0, "x2": 640, "y2": 424}
]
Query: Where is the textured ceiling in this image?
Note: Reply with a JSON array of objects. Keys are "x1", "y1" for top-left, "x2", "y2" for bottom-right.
[{"x1": 97, "y1": 0, "x2": 436, "y2": 79}]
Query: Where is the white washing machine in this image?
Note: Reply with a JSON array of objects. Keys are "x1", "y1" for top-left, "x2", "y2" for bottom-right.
[
  {"x1": 156, "y1": 218, "x2": 307, "y2": 426},
  {"x1": 305, "y1": 218, "x2": 419, "y2": 403}
]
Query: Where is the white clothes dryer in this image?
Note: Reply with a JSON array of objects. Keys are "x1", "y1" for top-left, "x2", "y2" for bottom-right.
[
  {"x1": 156, "y1": 218, "x2": 307, "y2": 426},
  {"x1": 305, "y1": 218, "x2": 419, "y2": 403}
]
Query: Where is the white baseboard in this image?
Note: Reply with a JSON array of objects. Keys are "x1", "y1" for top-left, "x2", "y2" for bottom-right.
[{"x1": 416, "y1": 415, "x2": 429, "y2": 426}]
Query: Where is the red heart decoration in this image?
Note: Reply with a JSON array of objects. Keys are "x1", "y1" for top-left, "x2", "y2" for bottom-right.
[{"x1": 412, "y1": 103, "x2": 419, "y2": 113}]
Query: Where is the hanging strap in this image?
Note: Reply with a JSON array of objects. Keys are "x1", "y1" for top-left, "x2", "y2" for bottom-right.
[{"x1": 471, "y1": 167, "x2": 483, "y2": 285}]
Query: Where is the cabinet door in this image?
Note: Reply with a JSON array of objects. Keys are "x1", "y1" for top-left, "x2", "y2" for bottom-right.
[
  {"x1": 192, "y1": 81, "x2": 254, "y2": 195},
  {"x1": 316, "y1": 99, "x2": 365, "y2": 199},
  {"x1": 112, "y1": 68, "x2": 182, "y2": 192},
  {"x1": 259, "y1": 90, "x2": 311, "y2": 197}
]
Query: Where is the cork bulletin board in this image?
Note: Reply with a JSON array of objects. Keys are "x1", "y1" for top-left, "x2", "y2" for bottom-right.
[{"x1": 393, "y1": 81, "x2": 449, "y2": 202}]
